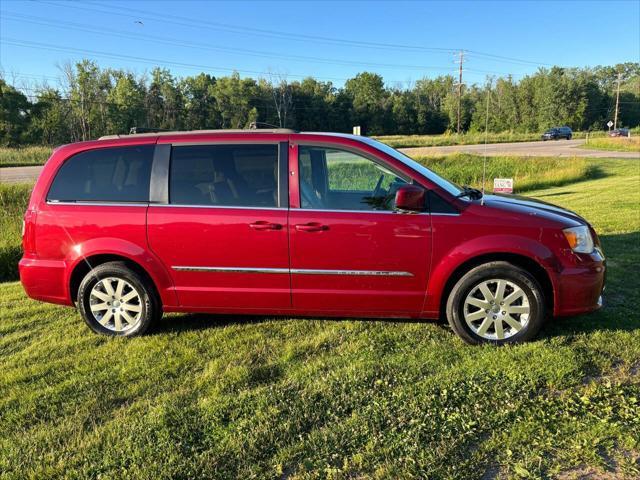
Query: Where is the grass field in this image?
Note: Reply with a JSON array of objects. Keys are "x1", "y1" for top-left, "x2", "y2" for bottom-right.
[
  {"x1": 0, "y1": 146, "x2": 52, "y2": 167},
  {"x1": 373, "y1": 130, "x2": 610, "y2": 149},
  {"x1": 0, "y1": 158, "x2": 638, "y2": 478},
  {"x1": 585, "y1": 136, "x2": 640, "y2": 153},
  {"x1": 0, "y1": 183, "x2": 32, "y2": 282},
  {"x1": 417, "y1": 154, "x2": 599, "y2": 192}
]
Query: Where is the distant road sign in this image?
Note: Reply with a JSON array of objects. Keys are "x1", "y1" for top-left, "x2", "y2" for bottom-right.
[
  {"x1": 607, "y1": 120, "x2": 614, "y2": 128},
  {"x1": 493, "y1": 178, "x2": 514, "y2": 194}
]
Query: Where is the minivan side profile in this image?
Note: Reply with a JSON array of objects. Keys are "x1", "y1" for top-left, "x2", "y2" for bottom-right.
[{"x1": 20, "y1": 130, "x2": 605, "y2": 344}]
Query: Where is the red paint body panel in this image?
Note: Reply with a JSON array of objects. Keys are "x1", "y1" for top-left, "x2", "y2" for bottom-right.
[
  {"x1": 23, "y1": 202, "x2": 177, "y2": 307},
  {"x1": 19, "y1": 131, "x2": 605, "y2": 323},
  {"x1": 288, "y1": 210, "x2": 431, "y2": 314},
  {"x1": 147, "y1": 206, "x2": 290, "y2": 309}
]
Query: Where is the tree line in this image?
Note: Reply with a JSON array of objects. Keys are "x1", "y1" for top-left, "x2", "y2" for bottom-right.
[{"x1": 1, "y1": 60, "x2": 638, "y2": 146}]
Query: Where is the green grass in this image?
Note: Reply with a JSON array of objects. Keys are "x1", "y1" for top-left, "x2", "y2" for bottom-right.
[
  {"x1": 0, "y1": 159, "x2": 639, "y2": 479},
  {"x1": 585, "y1": 136, "x2": 640, "y2": 153},
  {"x1": 0, "y1": 146, "x2": 52, "y2": 167},
  {"x1": 0, "y1": 183, "x2": 32, "y2": 282},
  {"x1": 415, "y1": 154, "x2": 599, "y2": 192},
  {"x1": 373, "y1": 131, "x2": 606, "y2": 149}
]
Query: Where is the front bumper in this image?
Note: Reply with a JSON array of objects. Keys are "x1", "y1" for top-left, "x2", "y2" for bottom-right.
[{"x1": 553, "y1": 250, "x2": 606, "y2": 317}]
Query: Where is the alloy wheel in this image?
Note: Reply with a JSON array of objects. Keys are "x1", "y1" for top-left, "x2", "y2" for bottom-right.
[
  {"x1": 88, "y1": 277, "x2": 143, "y2": 333},
  {"x1": 463, "y1": 278, "x2": 530, "y2": 340}
]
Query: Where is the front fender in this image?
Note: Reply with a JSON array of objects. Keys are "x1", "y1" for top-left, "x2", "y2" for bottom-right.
[
  {"x1": 423, "y1": 234, "x2": 559, "y2": 315},
  {"x1": 64, "y1": 237, "x2": 178, "y2": 307}
]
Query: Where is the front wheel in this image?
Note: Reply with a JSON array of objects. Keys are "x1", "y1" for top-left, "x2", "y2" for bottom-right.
[
  {"x1": 77, "y1": 262, "x2": 160, "y2": 336},
  {"x1": 446, "y1": 261, "x2": 547, "y2": 345}
]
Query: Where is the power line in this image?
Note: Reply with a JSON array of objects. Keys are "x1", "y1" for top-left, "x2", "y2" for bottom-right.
[
  {"x1": 32, "y1": 0, "x2": 557, "y2": 68},
  {"x1": 465, "y1": 50, "x2": 555, "y2": 68},
  {"x1": 2, "y1": 37, "x2": 402, "y2": 84},
  {"x1": 1, "y1": 12, "x2": 460, "y2": 73},
  {"x1": 36, "y1": 0, "x2": 457, "y2": 53}
]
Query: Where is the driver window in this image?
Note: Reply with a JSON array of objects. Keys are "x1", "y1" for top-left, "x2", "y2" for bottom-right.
[{"x1": 298, "y1": 146, "x2": 407, "y2": 211}]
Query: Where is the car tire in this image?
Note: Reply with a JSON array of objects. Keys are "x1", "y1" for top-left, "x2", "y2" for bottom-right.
[
  {"x1": 77, "y1": 261, "x2": 160, "y2": 336},
  {"x1": 446, "y1": 261, "x2": 547, "y2": 345},
  {"x1": 567, "y1": 135, "x2": 572, "y2": 140}
]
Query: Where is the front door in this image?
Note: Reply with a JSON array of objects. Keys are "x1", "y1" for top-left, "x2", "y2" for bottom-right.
[
  {"x1": 288, "y1": 144, "x2": 432, "y2": 315},
  {"x1": 147, "y1": 142, "x2": 291, "y2": 310}
]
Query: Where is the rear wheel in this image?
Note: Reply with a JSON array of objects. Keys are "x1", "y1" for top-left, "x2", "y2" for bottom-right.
[
  {"x1": 77, "y1": 262, "x2": 159, "y2": 336},
  {"x1": 446, "y1": 261, "x2": 546, "y2": 345}
]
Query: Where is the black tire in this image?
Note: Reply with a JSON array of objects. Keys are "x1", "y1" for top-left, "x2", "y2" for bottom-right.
[
  {"x1": 77, "y1": 261, "x2": 160, "y2": 336},
  {"x1": 445, "y1": 261, "x2": 546, "y2": 345},
  {"x1": 567, "y1": 135, "x2": 572, "y2": 140}
]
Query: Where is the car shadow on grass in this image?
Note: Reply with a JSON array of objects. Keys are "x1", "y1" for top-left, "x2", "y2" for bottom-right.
[
  {"x1": 150, "y1": 310, "x2": 451, "y2": 336},
  {"x1": 151, "y1": 231, "x2": 640, "y2": 341}
]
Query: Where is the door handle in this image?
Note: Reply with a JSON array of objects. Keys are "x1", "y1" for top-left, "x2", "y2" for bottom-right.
[
  {"x1": 295, "y1": 222, "x2": 329, "y2": 232},
  {"x1": 249, "y1": 221, "x2": 282, "y2": 231}
]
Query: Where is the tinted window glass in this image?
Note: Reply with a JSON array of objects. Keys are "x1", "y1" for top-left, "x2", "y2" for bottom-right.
[
  {"x1": 299, "y1": 146, "x2": 407, "y2": 211},
  {"x1": 170, "y1": 144, "x2": 278, "y2": 207},
  {"x1": 48, "y1": 145, "x2": 154, "y2": 202}
]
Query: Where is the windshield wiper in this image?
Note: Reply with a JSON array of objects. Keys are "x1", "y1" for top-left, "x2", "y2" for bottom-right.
[{"x1": 456, "y1": 186, "x2": 483, "y2": 200}]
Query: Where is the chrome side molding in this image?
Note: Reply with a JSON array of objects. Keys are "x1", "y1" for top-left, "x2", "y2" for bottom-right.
[
  {"x1": 172, "y1": 266, "x2": 289, "y2": 274},
  {"x1": 172, "y1": 266, "x2": 413, "y2": 277}
]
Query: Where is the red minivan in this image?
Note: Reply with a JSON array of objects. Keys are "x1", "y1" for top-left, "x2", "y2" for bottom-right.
[{"x1": 19, "y1": 130, "x2": 605, "y2": 344}]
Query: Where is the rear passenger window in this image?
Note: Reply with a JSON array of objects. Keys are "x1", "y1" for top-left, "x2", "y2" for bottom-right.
[
  {"x1": 48, "y1": 145, "x2": 154, "y2": 203},
  {"x1": 170, "y1": 145, "x2": 279, "y2": 207}
]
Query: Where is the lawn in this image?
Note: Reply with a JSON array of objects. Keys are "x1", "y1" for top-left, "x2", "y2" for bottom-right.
[
  {"x1": 417, "y1": 154, "x2": 599, "y2": 192},
  {"x1": 585, "y1": 136, "x2": 640, "y2": 153},
  {"x1": 373, "y1": 130, "x2": 610, "y2": 149},
  {"x1": 0, "y1": 183, "x2": 33, "y2": 281},
  {"x1": 0, "y1": 159, "x2": 639, "y2": 479},
  {"x1": 0, "y1": 146, "x2": 52, "y2": 167}
]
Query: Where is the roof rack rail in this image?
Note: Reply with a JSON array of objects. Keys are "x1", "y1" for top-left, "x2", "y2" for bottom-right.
[
  {"x1": 98, "y1": 127, "x2": 298, "y2": 140},
  {"x1": 249, "y1": 121, "x2": 281, "y2": 129},
  {"x1": 129, "y1": 127, "x2": 170, "y2": 134}
]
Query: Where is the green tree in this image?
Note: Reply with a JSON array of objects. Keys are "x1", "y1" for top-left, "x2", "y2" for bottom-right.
[
  {"x1": 64, "y1": 60, "x2": 112, "y2": 140},
  {"x1": 0, "y1": 78, "x2": 31, "y2": 146},
  {"x1": 212, "y1": 72, "x2": 258, "y2": 129},
  {"x1": 107, "y1": 72, "x2": 145, "y2": 135},
  {"x1": 344, "y1": 72, "x2": 388, "y2": 135},
  {"x1": 180, "y1": 73, "x2": 219, "y2": 130},
  {"x1": 413, "y1": 76, "x2": 452, "y2": 134},
  {"x1": 145, "y1": 68, "x2": 183, "y2": 130},
  {"x1": 27, "y1": 88, "x2": 72, "y2": 145}
]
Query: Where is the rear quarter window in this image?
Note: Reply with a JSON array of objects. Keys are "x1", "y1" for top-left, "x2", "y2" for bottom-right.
[{"x1": 47, "y1": 145, "x2": 154, "y2": 203}]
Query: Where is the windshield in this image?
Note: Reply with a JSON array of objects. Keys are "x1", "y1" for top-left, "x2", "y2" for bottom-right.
[{"x1": 357, "y1": 136, "x2": 463, "y2": 196}]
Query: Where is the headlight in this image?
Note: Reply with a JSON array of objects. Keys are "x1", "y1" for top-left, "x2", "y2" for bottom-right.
[{"x1": 563, "y1": 225, "x2": 594, "y2": 253}]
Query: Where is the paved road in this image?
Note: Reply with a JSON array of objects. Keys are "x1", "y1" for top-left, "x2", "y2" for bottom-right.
[
  {"x1": 0, "y1": 166, "x2": 43, "y2": 184},
  {"x1": 400, "y1": 139, "x2": 640, "y2": 159},
  {"x1": 0, "y1": 140, "x2": 637, "y2": 184}
]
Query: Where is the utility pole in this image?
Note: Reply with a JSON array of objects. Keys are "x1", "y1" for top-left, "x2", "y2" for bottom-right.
[
  {"x1": 456, "y1": 50, "x2": 464, "y2": 134},
  {"x1": 613, "y1": 72, "x2": 621, "y2": 130}
]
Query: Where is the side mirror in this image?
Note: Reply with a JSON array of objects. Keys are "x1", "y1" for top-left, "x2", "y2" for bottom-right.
[{"x1": 395, "y1": 184, "x2": 426, "y2": 212}]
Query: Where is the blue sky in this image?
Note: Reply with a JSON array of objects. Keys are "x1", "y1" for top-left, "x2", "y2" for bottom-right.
[{"x1": 1, "y1": 0, "x2": 639, "y2": 91}]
